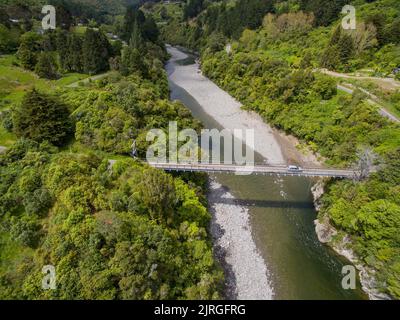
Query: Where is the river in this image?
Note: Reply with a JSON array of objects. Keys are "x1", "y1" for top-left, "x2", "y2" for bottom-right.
[{"x1": 165, "y1": 46, "x2": 367, "y2": 300}]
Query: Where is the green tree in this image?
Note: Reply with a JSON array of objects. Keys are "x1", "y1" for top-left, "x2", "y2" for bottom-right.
[
  {"x1": 130, "y1": 20, "x2": 144, "y2": 51},
  {"x1": 338, "y1": 34, "x2": 355, "y2": 64},
  {"x1": 12, "y1": 89, "x2": 72, "y2": 146},
  {"x1": 35, "y1": 52, "x2": 58, "y2": 79},
  {"x1": 0, "y1": 8, "x2": 10, "y2": 28},
  {"x1": 386, "y1": 18, "x2": 400, "y2": 45},
  {"x1": 365, "y1": 13, "x2": 387, "y2": 46},
  {"x1": 329, "y1": 25, "x2": 342, "y2": 46},
  {"x1": 160, "y1": 6, "x2": 169, "y2": 20},
  {"x1": 17, "y1": 31, "x2": 41, "y2": 70},
  {"x1": 132, "y1": 168, "x2": 176, "y2": 224},
  {"x1": 16, "y1": 42, "x2": 37, "y2": 70},
  {"x1": 123, "y1": 6, "x2": 146, "y2": 42},
  {"x1": 142, "y1": 16, "x2": 159, "y2": 43},
  {"x1": 56, "y1": 29, "x2": 69, "y2": 70},
  {"x1": 66, "y1": 34, "x2": 83, "y2": 72},
  {"x1": 206, "y1": 32, "x2": 226, "y2": 53},
  {"x1": 10, "y1": 215, "x2": 41, "y2": 248},
  {"x1": 184, "y1": 0, "x2": 204, "y2": 19},
  {"x1": 0, "y1": 24, "x2": 19, "y2": 53},
  {"x1": 82, "y1": 29, "x2": 111, "y2": 75},
  {"x1": 121, "y1": 45, "x2": 147, "y2": 77}
]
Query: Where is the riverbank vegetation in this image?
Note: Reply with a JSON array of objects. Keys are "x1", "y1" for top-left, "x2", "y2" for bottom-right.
[
  {"x1": 155, "y1": 0, "x2": 400, "y2": 299},
  {"x1": 0, "y1": 1, "x2": 223, "y2": 299}
]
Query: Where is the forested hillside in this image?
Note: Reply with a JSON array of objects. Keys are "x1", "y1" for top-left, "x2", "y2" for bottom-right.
[
  {"x1": 0, "y1": 2, "x2": 223, "y2": 299},
  {"x1": 1, "y1": 0, "x2": 400, "y2": 301},
  {"x1": 153, "y1": 0, "x2": 400, "y2": 299}
]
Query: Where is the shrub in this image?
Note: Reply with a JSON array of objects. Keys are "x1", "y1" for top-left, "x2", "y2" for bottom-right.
[{"x1": 12, "y1": 89, "x2": 72, "y2": 146}]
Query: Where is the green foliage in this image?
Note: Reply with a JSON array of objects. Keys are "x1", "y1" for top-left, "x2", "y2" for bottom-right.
[
  {"x1": 13, "y1": 26, "x2": 116, "y2": 77},
  {"x1": 121, "y1": 46, "x2": 147, "y2": 77},
  {"x1": 160, "y1": 0, "x2": 275, "y2": 48},
  {"x1": 0, "y1": 24, "x2": 20, "y2": 53},
  {"x1": 299, "y1": 0, "x2": 347, "y2": 26},
  {"x1": 0, "y1": 148, "x2": 223, "y2": 299},
  {"x1": 10, "y1": 214, "x2": 42, "y2": 248},
  {"x1": 82, "y1": 28, "x2": 112, "y2": 75},
  {"x1": 0, "y1": 18, "x2": 221, "y2": 295},
  {"x1": 321, "y1": 148, "x2": 400, "y2": 298},
  {"x1": 69, "y1": 72, "x2": 200, "y2": 155},
  {"x1": 34, "y1": 52, "x2": 58, "y2": 79},
  {"x1": 12, "y1": 89, "x2": 72, "y2": 146},
  {"x1": 206, "y1": 32, "x2": 226, "y2": 54},
  {"x1": 16, "y1": 31, "x2": 42, "y2": 70},
  {"x1": 184, "y1": 0, "x2": 204, "y2": 20},
  {"x1": 312, "y1": 75, "x2": 338, "y2": 100},
  {"x1": 142, "y1": 16, "x2": 159, "y2": 43},
  {"x1": 159, "y1": 0, "x2": 398, "y2": 73},
  {"x1": 64, "y1": 33, "x2": 84, "y2": 73},
  {"x1": 123, "y1": 6, "x2": 160, "y2": 44}
]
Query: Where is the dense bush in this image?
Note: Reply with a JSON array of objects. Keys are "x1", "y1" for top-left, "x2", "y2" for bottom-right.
[
  {"x1": 321, "y1": 148, "x2": 400, "y2": 298},
  {"x1": 12, "y1": 89, "x2": 73, "y2": 146},
  {"x1": 0, "y1": 24, "x2": 20, "y2": 53},
  {"x1": 0, "y1": 145, "x2": 223, "y2": 299},
  {"x1": 67, "y1": 71, "x2": 200, "y2": 156}
]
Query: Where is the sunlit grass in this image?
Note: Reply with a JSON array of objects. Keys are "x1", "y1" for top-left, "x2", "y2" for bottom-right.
[
  {"x1": 72, "y1": 26, "x2": 88, "y2": 35},
  {"x1": 0, "y1": 232, "x2": 34, "y2": 275},
  {"x1": 0, "y1": 55, "x2": 55, "y2": 109},
  {"x1": 0, "y1": 125, "x2": 16, "y2": 147},
  {"x1": 56, "y1": 73, "x2": 89, "y2": 86},
  {"x1": 0, "y1": 54, "x2": 92, "y2": 147}
]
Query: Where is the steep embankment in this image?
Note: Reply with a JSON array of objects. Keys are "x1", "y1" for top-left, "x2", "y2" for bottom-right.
[{"x1": 312, "y1": 181, "x2": 392, "y2": 300}]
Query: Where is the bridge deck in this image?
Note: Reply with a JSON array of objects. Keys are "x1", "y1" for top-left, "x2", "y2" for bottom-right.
[{"x1": 147, "y1": 162, "x2": 355, "y2": 178}]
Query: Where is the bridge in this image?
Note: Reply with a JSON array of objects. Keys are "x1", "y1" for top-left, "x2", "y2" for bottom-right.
[{"x1": 147, "y1": 162, "x2": 356, "y2": 178}]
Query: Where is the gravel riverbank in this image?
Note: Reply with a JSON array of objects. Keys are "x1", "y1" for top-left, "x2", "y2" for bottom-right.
[{"x1": 209, "y1": 179, "x2": 274, "y2": 300}]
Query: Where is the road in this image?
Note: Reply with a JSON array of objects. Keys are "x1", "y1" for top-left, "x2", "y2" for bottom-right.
[
  {"x1": 67, "y1": 72, "x2": 111, "y2": 88},
  {"x1": 148, "y1": 162, "x2": 355, "y2": 178},
  {"x1": 337, "y1": 84, "x2": 400, "y2": 123},
  {"x1": 319, "y1": 68, "x2": 400, "y2": 90}
]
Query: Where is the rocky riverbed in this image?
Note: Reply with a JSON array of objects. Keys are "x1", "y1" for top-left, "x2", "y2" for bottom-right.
[{"x1": 208, "y1": 179, "x2": 274, "y2": 300}]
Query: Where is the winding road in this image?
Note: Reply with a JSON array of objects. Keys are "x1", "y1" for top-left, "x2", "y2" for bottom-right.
[
  {"x1": 316, "y1": 68, "x2": 400, "y2": 123},
  {"x1": 337, "y1": 84, "x2": 400, "y2": 123}
]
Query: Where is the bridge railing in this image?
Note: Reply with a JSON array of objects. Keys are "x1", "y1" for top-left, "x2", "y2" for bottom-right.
[
  {"x1": 145, "y1": 161, "x2": 356, "y2": 178},
  {"x1": 144, "y1": 160, "x2": 353, "y2": 171},
  {"x1": 143, "y1": 159, "x2": 352, "y2": 170}
]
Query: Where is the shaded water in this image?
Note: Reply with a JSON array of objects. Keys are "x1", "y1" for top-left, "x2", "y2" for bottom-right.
[{"x1": 166, "y1": 48, "x2": 367, "y2": 300}]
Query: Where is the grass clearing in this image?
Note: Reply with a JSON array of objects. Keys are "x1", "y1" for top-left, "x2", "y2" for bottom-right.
[
  {"x1": 72, "y1": 26, "x2": 88, "y2": 35},
  {"x1": 0, "y1": 54, "x2": 92, "y2": 147},
  {"x1": 0, "y1": 125, "x2": 16, "y2": 147},
  {"x1": 0, "y1": 232, "x2": 34, "y2": 275},
  {"x1": 0, "y1": 55, "x2": 55, "y2": 109},
  {"x1": 56, "y1": 73, "x2": 90, "y2": 86}
]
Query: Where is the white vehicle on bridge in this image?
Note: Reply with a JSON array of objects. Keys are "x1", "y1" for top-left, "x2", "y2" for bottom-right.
[{"x1": 288, "y1": 165, "x2": 303, "y2": 172}]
